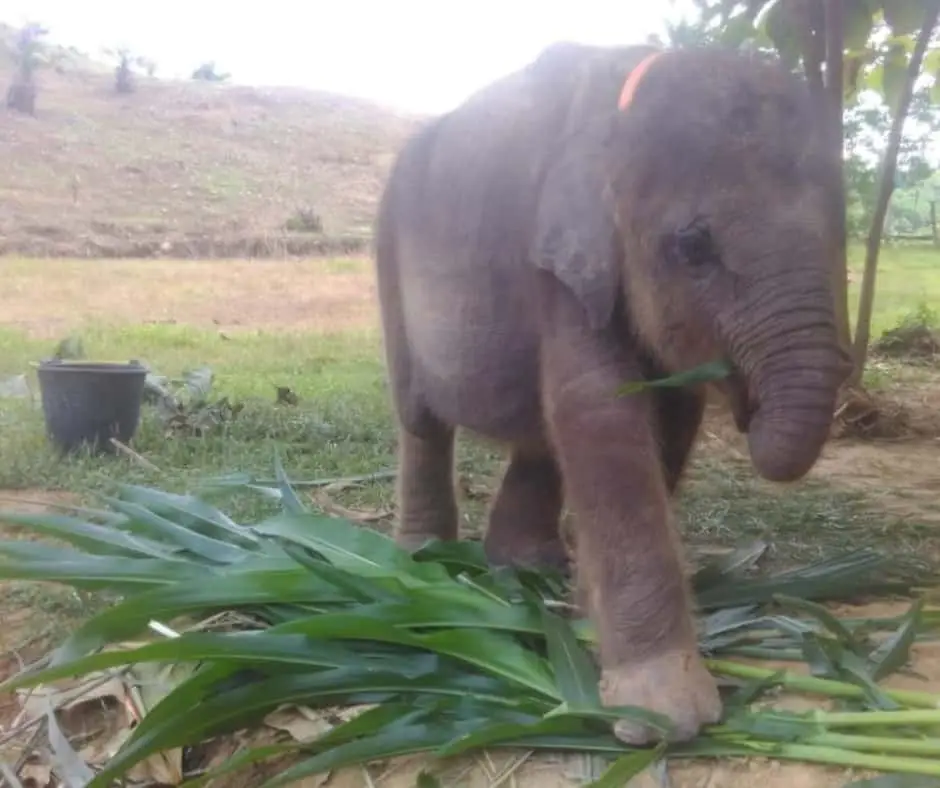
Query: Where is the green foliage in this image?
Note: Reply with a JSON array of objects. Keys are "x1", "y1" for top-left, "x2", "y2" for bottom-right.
[
  {"x1": 670, "y1": 1, "x2": 940, "y2": 111},
  {"x1": 669, "y1": 2, "x2": 940, "y2": 249},
  {"x1": 0, "y1": 473, "x2": 938, "y2": 784},
  {"x1": 844, "y1": 98, "x2": 939, "y2": 237}
]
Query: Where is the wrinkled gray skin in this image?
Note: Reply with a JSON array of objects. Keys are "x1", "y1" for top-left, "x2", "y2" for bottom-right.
[{"x1": 372, "y1": 42, "x2": 849, "y2": 744}]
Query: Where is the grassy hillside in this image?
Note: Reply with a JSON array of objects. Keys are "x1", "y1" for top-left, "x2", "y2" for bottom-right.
[{"x1": 0, "y1": 27, "x2": 423, "y2": 259}]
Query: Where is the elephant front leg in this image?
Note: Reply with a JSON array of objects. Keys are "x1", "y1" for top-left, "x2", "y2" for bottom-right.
[
  {"x1": 394, "y1": 422, "x2": 459, "y2": 550},
  {"x1": 541, "y1": 341, "x2": 721, "y2": 744}
]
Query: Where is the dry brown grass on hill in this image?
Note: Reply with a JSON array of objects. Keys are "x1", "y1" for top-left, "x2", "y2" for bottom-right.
[
  {"x1": 0, "y1": 38, "x2": 423, "y2": 259},
  {"x1": 0, "y1": 256, "x2": 380, "y2": 338}
]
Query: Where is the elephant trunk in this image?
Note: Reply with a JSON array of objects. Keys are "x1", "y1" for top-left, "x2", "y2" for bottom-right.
[{"x1": 728, "y1": 281, "x2": 846, "y2": 483}]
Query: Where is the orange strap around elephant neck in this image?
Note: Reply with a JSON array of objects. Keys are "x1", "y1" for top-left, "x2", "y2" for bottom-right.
[{"x1": 617, "y1": 51, "x2": 665, "y2": 111}]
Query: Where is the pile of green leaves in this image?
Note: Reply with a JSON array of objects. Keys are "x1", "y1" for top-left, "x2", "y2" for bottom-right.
[
  {"x1": 143, "y1": 364, "x2": 245, "y2": 436},
  {"x1": 1, "y1": 465, "x2": 940, "y2": 787}
]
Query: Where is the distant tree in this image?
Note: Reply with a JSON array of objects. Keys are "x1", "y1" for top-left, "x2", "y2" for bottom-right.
[
  {"x1": 109, "y1": 47, "x2": 136, "y2": 94},
  {"x1": 844, "y1": 86, "x2": 939, "y2": 237},
  {"x1": 6, "y1": 22, "x2": 49, "y2": 115},
  {"x1": 104, "y1": 47, "x2": 155, "y2": 94},
  {"x1": 191, "y1": 61, "x2": 230, "y2": 82}
]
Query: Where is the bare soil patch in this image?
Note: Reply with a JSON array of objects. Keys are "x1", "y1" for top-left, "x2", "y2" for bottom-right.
[
  {"x1": 701, "y1": 379, "x2": 940, "y2": 527},
  {"x1": 0, "y1": 258, "x2": 379, "y2": 338}
]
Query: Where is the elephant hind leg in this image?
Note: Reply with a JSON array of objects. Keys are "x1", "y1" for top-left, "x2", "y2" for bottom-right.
[
  {"x1": 395, "y1": 418, "x2": 459, "y2": 550},
  {"x1": 483, "y1": 445, "x2": 568, "y2": 572}
]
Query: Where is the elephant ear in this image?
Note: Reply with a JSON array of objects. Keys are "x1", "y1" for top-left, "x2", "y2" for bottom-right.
[{"x1": 530, "y1": 121, "x2": 622, "y2": 332}]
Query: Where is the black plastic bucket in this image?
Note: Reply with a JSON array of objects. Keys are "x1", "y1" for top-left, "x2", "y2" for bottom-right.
[{"x1": 36, "y1": 360, "x2": 148, "y2": 455}]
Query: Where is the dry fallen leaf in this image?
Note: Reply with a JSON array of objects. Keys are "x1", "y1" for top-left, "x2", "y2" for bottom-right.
[
  {"x1": 19, "y1": 758, "x2": 52, "y2": 788},
  {"x1": 18, "y1": 674, "x2": 128, "y2": 721},
  {"x1": 264, "y1": 705, "x2": 332, "y2": 743},
  {"x1": 13, "y1": 650, "x2": 198, "y2": 787},
  {"x1": 310, "y1": 490, "x2": 391, "y2": 523}
]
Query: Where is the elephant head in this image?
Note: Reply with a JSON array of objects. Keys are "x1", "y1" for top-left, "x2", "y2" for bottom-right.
[{"x1": 532, "y1": 46, "x2": 849, "y2": 483}]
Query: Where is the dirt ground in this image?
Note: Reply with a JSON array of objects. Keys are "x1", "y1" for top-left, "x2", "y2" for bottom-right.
[{"x1": 1, "y1": 259, "x2": 939, "y2": 786}]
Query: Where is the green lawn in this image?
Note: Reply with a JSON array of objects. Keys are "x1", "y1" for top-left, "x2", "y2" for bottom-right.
[
  {"x1": 2, "y1": 242, "x2": 937, "y2": 570},
  {"x1": 847, "y1": 241, "x2": 940, "y2": 338}
]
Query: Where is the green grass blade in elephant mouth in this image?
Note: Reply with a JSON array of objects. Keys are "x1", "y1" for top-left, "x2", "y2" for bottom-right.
[
  {"x1": 615, "y1": 358, "x2": 753, "y2": 432},
  {"x1": 616, "y1": 360, "x2": 733, "y2": 397}
]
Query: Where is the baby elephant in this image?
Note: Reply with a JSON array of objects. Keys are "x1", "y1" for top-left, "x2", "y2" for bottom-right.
[{"x1": 372, "y1": 42, "x2": 848, "y2": 744}]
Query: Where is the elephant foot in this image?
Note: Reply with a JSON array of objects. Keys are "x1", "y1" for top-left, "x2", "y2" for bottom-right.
[
  {"x1": 394, "y1": 423, "x2": 459, "y2": 550},
  {"x1": 483, "y1": 534, "x2": 571, "y2": 574},
  {"x1": 395, "y1": 531, "x2": 439, "y2": 552},
  {"x1": 599, "y1": 649, "x2": 722, "y2": 744}
]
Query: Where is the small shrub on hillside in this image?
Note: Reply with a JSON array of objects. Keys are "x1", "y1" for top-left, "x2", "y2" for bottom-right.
[
  {"x1": 112, "y1": 48, "x2": 135, "y2": 94},
  {"x1": 284, "y1": 208, "x2": 324, "y2": 234},
  {"x1": 191, "y1": 61, "x2": 230, "y2": 82}
]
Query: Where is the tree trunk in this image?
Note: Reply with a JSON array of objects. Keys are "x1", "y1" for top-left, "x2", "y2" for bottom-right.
[
  {"x1": 849, "y1": 0, "x2": 940, "y2": 385},
  {"x1": 822, "y1": 0, "x2": 852, "y2": 366},
  {"x1": 6, "y1": 80, "x2": 36, "y2": 115}
]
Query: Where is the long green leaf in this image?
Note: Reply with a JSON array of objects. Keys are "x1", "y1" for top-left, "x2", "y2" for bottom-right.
[
  {"x1": 432, "y1": 710, "x2": 634, "y2": 759},
  {"x1": 617, "y1": 360, "x2": 731, "y2": 396},
  {"x1": 2, "y1": 632, "x2": 443, "y2": 693},
  {"x1": 277, "y1": 615, "x2": 559, "y2": 700},
  {"x1": 0, "y1": 549, "x2": 209, "y2": 590},
  {"x1": 253, "y1": 512, "x2": 451, "y2": 584},
  {"x1": 272, "y1": 449, "x2": 308, "y2": 515},
  {"x1": 0, "y1": 511, "x2": 183, "y2": 559},
  {"x1": 88, "y1": 671, "x2": 519, "y2": 787},
  {"x1": 257, "y1": 717, "x2": 484, "y2": 788},
  {"x1": 587, "y1": 743, "x2": 666, "y2": 788},
  {"x1": 799, "y1": 634, "x2": 901, "y2": 711},
  {"x1": 412, "y1": 538, "x2": 489, "y2": 575},
  {"x1": 48, "y1": 568, "x2": 352, "y2": 664},
  {"x1": 697, "y1": 550, "x2": 927, "y2": 610},
  {"x1": 99, "y1": 496, "x2": 249, "y2": 564},
  {"x1": 869, "y1": 598, "x2": 924, "y2": 682},
  {"x1": 182, "y1": 703, "x2": 453, "y2": 787},
  {"x1": 773, "y1": 594, "x2": 866, "y2": 654},
  {"x1": 114, "y1": 483, "x2": 261, "y2": 548},
  {"x1": 539, "y1": 604, "x2": 602, "y2": 712},
  {"x1": 257, "y1": 696, "x2": 552, "y2": 788},
  {"x1": 692, "y1": 540, "x2": 769, "y2": 591}
]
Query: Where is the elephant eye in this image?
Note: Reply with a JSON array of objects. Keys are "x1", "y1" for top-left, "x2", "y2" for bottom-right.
[{"x1": 667, "y1": 218, "x2": 720, "y2": 269}]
